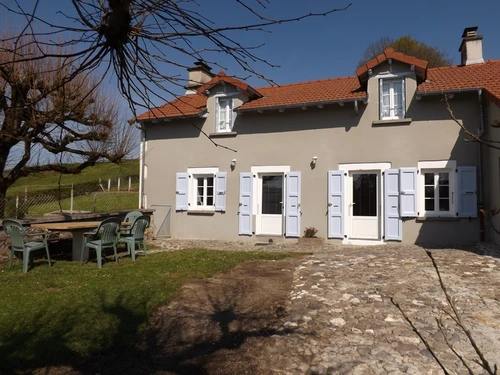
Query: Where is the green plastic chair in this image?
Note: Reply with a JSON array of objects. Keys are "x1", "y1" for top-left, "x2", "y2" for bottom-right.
[
  {"x1": 3, "y1": 219, "x2": 51, "y2": 273},
  {"x1": 118, "y1": 215, "x2": 150, "y2": 261},
  {"x1": 81, "y1": 217, "x2": 121, "y2": 269},
  {"x1": 121, "y1": 211, "x2": 143, "y2": 236}
]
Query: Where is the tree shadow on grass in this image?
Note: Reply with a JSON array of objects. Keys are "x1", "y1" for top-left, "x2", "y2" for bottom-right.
[{"x1": 1, "y1": 259, "x2": 295, "y2": 374}]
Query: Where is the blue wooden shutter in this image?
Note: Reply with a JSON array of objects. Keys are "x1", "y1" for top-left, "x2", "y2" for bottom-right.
[
  {"x1": 327, "y1": 170, "x2": 344, "y2": 239},
  {"x1": 215, "y1": 172, "x2": 227, "y2": 212},
  {"x1": 285, "y1": 172, "x2": 301, "y2": 238},
  {"x1": 175, "y1": 172, "x2": 189, "y2": 211},
  {"x1": 239, "y1": 173, "x2": 253, "y2": 235},
  {"x1": 384, "y1": 169, "x2": 402, "y2": 241},
  {"x1": 457, "y1": 166, "x2": 477, "y2": 218},
  {"x1": 400, "y1": 168, "x2": 418, "y2": 217}
]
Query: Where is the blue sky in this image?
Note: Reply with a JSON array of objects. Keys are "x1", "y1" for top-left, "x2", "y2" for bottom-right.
[{"x1": 2, "y1": 0, "x2": 500, "y2": 104}]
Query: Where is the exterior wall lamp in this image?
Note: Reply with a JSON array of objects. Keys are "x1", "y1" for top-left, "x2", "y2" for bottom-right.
[
  {"x1": 230, "y1": 159, "x2": 237, "y2": 170},
  {"x1": 312, "y1": 156, "x2": 318, "y2": 166}
]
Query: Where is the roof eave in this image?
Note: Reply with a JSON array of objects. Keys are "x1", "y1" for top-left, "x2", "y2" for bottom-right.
[
  {"x1": 137, "y1": 110, "x2": 207, "y2": 123},
  {"x1": 235, "y1": 97, "x2": 367, "y2": 113}
]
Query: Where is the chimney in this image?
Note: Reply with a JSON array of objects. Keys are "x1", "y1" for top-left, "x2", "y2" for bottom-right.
[
  {"x1": 459, "y1": 26, "x2": 484, "y2": 66},
  {"x1": 185, "y1": 60, "x2": 215, "y2": 95}
]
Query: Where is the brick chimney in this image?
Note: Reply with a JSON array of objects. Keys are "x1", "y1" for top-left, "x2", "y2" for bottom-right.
[
  {"x1": 459, "y1": 26, "x2": 484, "y2": 66},
  {"x1": 185, "y1": 61, "x2": 215, "y2": 95}
]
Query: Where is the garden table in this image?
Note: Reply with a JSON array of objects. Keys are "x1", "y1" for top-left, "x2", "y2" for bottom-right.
[{"x1": 31, "y1": 221, "x2": 130, "y2": 262}]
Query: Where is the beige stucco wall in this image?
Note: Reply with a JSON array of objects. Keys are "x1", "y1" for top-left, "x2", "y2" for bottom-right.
[
  {"x1": 485, "y1": 101, "x2": 500, "y2": 244},
  {"x1": 142, "y1": 67, "x2": 481, "y2": 245}
]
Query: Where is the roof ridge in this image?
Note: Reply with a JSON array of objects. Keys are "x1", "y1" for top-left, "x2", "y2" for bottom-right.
[
  {"x1": 255, "y1": 75, "x2": 358, "y2": 90},
  {"x1": 427, "y1": 60, "x2": 500, "y2": 71}
]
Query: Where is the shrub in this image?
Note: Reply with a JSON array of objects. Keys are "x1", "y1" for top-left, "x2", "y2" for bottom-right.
[{"x1": 303, "y1": 227, "x2": 318, "y2": 238}]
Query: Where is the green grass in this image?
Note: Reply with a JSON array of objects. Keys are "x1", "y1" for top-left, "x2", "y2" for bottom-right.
[
  {"x1": 7, "y1": 159, "x2": 140, "y2": 196},
  {"x1": 0, "y1": 249, "x2": 292, "y2": 371},
  {"x1": 25, "y1": 192, "x2": 139, "y2": 216}
]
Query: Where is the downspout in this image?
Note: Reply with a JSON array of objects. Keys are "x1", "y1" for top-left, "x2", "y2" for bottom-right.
[
  {"x1": 138, "y1": 123, "x2": 147, "y2": 209},
  {"x1": 477, "y1": 89, "x2": 485, "y2": 241}
]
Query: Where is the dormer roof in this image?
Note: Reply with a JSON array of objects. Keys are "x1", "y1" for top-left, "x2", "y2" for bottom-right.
[
  {"x1": 196, "y1": 71, "x2": 262, "y2": 99},
  {"x1": 356, "y1": 47, "x2": 429, "y2": 85}
]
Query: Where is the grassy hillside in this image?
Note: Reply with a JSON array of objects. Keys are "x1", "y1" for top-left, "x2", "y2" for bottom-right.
[{"x1": 7, "y1": 160, "x2": 140, "y2": 196}]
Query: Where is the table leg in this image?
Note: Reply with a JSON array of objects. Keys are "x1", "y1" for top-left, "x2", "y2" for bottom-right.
[{"x1": 71, "y1": 229, "x2": 89, "y2": 262}]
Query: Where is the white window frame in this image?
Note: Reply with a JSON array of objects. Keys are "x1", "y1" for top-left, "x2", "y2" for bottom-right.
[
  {"x1": 418, "y1": 160, "x2": 456, "y2": 217},
  {"x1": 215, "y1": 95, "x2": 235, "y2": 133},
  {"x1": 187, "y1": 167, "x2": 219, "y2": 211},
  {"x1": 380, "y1": 78, "x2": 405, "y2": 120},
  {"x1": 376, "y1": 72, "x2": 409, "y2": 121}
]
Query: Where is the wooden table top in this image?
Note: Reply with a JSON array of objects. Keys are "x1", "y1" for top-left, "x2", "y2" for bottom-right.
[{"x1": 31, "y1": 221, "x2": 102, "y2": 231}]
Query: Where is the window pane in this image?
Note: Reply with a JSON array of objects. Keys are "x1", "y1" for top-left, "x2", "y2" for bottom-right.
[
  {"x1": 425, "y1": 199, "x2": 435, "y2": 211},
  {"x1": 438, "y1": 173, "x2": 449, "y2": 185},
  {"x1": 381, "y1": 84, "x2": 390, "y2": 117},
  {"x1": 353, "y1": 174, "x2": 377, "y2": 217},
  {"x1": 425, "y1": 173, "x2": 434, "y2": 185},
  {"x1": 206, "y1": 177, "x2": 214, "y2": 206},
  {"x1": 439, "y1": 186, "x2": 449, "y2": 198},
  {"x1": 439, "y1": 199, "x2": 450, "y2": 211},
  {"x1": 197, "y1": 177, "x2": 204, "y2": 206},
  {"x1": 393, "y1": 81, "x2": 403, "y2": 118},
  {"x1": 425, "y1": 186, "x2": 435, "y2": 198},
  {"x1": 262, "y1": 175, "x2": 283, "y2": 215}
]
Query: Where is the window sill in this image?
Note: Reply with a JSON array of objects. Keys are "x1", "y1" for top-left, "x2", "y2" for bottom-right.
[
  {"x1": 187, "y1": 210, "x2": 215, "y2": 216},
  {"x1": 209, "y1": 131, "x2": 237, "y2": 138},
  {"x1": 416, "y1": 216, "x2": 459, "y2": 222},
  {"x1": 372, "y1": 118, "x2": 412, "y2": 126}
]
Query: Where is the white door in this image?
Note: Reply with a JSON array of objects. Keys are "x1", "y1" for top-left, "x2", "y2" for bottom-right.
[
  {"x1": 350, "y1": 172, "x2": 380, "y2": 239},
  {"x1": 256, "y1": 174, "x2": 283, "y2": 235}
]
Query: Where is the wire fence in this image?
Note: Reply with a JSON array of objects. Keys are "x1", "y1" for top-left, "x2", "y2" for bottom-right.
[{"x1": 2, "y1": 175, "x2": 140, "y2": 219}]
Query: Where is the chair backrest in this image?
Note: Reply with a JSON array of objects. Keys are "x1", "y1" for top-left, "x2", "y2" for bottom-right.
[
  {"x1": 3, "y1": 219, "x2": 27, "y2": 251},
  {"x1": 129, "y1": 215, "x2": 150, "y2": 241},
  {"x1": 124, "y1": 211, "x2": 142, "y2": 223},
  {"x1": 96, "y1": 217, "x2": 121, "y2": 246}
]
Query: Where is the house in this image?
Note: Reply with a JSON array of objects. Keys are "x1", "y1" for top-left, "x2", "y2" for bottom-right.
[{"x1": 135, "y1": 26, "x2": 500, "y2": 246}]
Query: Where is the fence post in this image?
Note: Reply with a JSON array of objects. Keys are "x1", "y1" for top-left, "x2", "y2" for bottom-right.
[
  {"x1": 108, "y1": 179, "x2": 111, "y2": 191},
  {"x1": 15, "y1": 196, "x2": 19, "y2": 219},
  {"x1": 117, "y1": 177, "x2": 121, "y2": 191},
  {"x1": 70, "y1": 183, "x2": 74, "y2": 214},
  {"x1": 128, "y1": 176, "x2": 131, "y2": 191},
  {"x1": 93, "y1": 193, "x2": 97, "y2": 212},
  {"x1": 24, "y1": 186, "x2": 28, "y2": 216}
]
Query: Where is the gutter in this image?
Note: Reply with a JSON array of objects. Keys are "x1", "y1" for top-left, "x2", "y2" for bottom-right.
[
  {"x1": 235, "y1": 97, "x2": 368, "y2": 113},
  {"x1": 140, "y1": 110, "x2": 207, "y2": 123},
  {"x1": 416, "y1": 87, "x2": 483, "y2": 97}
]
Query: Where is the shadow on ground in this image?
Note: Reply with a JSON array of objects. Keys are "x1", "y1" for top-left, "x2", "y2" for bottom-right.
[{"x1": 1, "y1": 258, "x2": 298, "y2": 375}]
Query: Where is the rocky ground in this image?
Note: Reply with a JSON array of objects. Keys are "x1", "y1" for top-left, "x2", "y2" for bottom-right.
[
  {"x1": 4, "y1": 237, "x2": 500, "y2": 374},
  {"x1": 140, "y1": 239, "x2": 500, "y2": 375}
]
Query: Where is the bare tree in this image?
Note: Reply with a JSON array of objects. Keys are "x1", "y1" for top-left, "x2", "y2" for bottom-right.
[
  {"x1": 0, "y1": 32, "x2": 133, "y2": 217},
  {"x1": 358, "y1": 35, "x2": 453, "y2": 68},
  {"x1": 0, "y1": 1, "x2": 351, "y2": 116}
]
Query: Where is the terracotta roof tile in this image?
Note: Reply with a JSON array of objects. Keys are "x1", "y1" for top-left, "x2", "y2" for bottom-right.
[
  {"x1": 238, "y1": 76, "x2": 365, "y2": 111},
  {"x1": 136, "y1": 60, "x2": 500, "y2": 121},
  {"x1": 135, "y1": 94, "x2": 206, "y2": 120},
  {"x1": 196, "y1": 71, "x2": 262, "y2": 98}
]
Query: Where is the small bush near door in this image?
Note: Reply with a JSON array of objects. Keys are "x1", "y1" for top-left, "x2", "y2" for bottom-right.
[{"x1": 303, "y1": 227, "x2": 318, "y2": 238}]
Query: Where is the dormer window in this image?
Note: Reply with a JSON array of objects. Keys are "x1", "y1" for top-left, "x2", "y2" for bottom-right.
[
  {"x1": 379, "y1": 78, "x2": 405, "y2": 120},
  {"x1": 216, "y1": 97, "x2": 233, "y2": 132}
]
